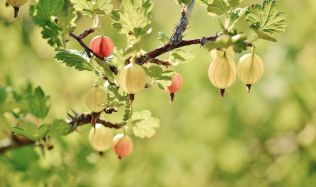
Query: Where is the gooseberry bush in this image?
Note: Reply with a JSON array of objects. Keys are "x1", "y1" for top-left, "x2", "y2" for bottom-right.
[{"x1": 0, "y1": 0, "x2": 288, "y2": 158}]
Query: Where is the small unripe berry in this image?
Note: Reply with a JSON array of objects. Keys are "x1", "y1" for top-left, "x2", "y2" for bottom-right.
[
  {"x1": 118, "y1": 63, "x2": 147, "y2": 94},
  {"x1": 166, "y1": 73, "x2": 183, "y2": 93},
  {"x1": 208, "y1": 55, "x2": 236, "y2": 97},
  {"x1": 85, "y1": 87, "x2": 107, "y2": 113},
  {"x1": 112, "y1": 134, "x2": 133, "y2": 159},
  {"x1": 90, "y1": 36, "x2": 114, "y2": 58},
  {"x1": 237, "y1": 53, "x2": 264, "y2": 92},
  {"x1": 89, "y1": 123, "x2": 113, "y2": 152}
]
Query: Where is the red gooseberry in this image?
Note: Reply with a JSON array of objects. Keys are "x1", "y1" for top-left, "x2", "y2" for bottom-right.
[
  {"x1": 166, "y1": 73, "x2": 183, "y2": 93},
  {"x1": 112, "y1": 134, "x2": 134, "y2": 160},
  {"x1": 90, "y1": 36, "x2": 114, "y2": 58}
]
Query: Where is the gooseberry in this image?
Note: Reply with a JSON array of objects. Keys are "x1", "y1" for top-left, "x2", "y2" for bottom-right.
[
  {"x1": 208, "y1": 52, "x2": 236, "y2": 97},
  {"x1": 112, "y1": 134, "x2": 134, "y2": 159},
  {"x1": 85, "y1": 86, "x2": 107, "y2": 113},
  {"x1": 237, "y1": 53, "x2": 264, "y2": 92},
  {"x1": 166, "y1": 72, "x2": 183, "y2": 102},
  {"x1": 118, "y1": 63, "x2": 147, "y2": 94},
  {"x1": 89, "y1": 123, "x2": 113, "y2": 152},
  {"x1": 90, "y1": 36, "x2": 114, "y2": 58}
]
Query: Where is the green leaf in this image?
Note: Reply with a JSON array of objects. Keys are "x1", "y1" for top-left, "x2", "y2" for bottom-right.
[
  {"x1": 55, "y1": 50, "x2": 93, "y2": 71},
  {"x1": 95, "y1": 0, "x2": 113, "y2": 15},
  {"x1": 169, "y1": 49, "x2": 195, "y2": 65},
  {"x1": 30, "y1": 0, "x2": 65, "y2": 48},
  {"x1": 30, "y1": 0, "x2": 64, "y2": 25},
  {"x1": 207, "y1": 0, "x2": 229, "y2": 16},
  {"x1": 41, "y1": 22, "x2": 62, "y2": 47},
  {"x1": 147, "y1": 66, "x2": 163, "y2": 78},
  {"x1": 27, "y1": 87, "x2": 50, "y2": 119},
  {"x1": 228, "y1": 0, "x2": 243, "y2": 7},
  {"x1": 112, "y1": 0, "x2": 153, "y2": 47},
  {"x1": 38, "y1": 124, "x2": 50, "y2": 139},
  {"x1": 12, "y1": 123, "x2": 39, "y2": 141},
  {"x1": 58, "y1": 1, "x2": 78, "y2": 40},
  {"x1": 0, "y1": 87, "x2": 7, "y2": 105},
  {"x1": 245, "y1": 0, "x2": 288, "y2": 42},
  {"x1": 70, "y1": 0, "x2": 113, "y2": 17},
  {"x1": 48, "y1": 119, "x2": 71, "y2": 138},
  {"x1": 229, "y1": 8, "x2": 247, "y2": 23},
  {"x1": 158, "y1": 32, "x2": 169, "y2": 44},
  {"x1": 132, "y1": 110, "x2": 160, "y2": 138},
  {"x1": 145, "y1": 66, "x2": 173, "y2": 89}
]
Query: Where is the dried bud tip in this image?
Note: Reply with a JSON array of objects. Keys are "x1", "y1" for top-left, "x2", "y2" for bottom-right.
[
  {"x1": 169, "y1": 93, "x2": 175, "y2": 103},
  {"x1": 14, "y1": 7, "x2": 19, "y2": 18},
  {"x1": 220, "y1": 89, "x2": 225, "y2": 98},
  {"x1": 47, "y1": 145, "x2": 54, "y2": 150},
  {"x1": 99, "y1": 152, "x2": 104, "y2": 157},
  {"x1": 129, "y1": 94, "x2": 135, "y2": 105},
  {"x1": 5, "y1": 1, "x2": 9, "y2": 7},
  {"x1": 246, "y1": 84, "x2": 252, "y2": 94}
]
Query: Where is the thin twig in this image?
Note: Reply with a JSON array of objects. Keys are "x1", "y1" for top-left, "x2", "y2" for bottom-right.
[{"x1": 0, "y1": 112, "x2": 124, "y2": 154}]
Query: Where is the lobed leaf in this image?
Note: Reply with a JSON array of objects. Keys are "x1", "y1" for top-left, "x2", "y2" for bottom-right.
[
  {"x1": 27, "y1": 87, "x2": 50, "y2": 119},
  {"x1": 245, "y1": 0, "x2": 288, "y2": 42},
  {"x1": 132, "y1": 110, "x2": 160, "y2": 138}
]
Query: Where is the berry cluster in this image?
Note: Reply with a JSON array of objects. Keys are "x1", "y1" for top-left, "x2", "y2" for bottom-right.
[{"x1": 208, "y1": 48, "x2": 264, "y2": 97}]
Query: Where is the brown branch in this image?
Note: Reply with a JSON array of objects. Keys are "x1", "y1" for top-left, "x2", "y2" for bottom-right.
[
  {"x1": 0, "y1": 112, "x2": 124, "y2": 154},
  {"x1": 170, "y1": 0, "x2": 196, "y2": 45},
  {"x1": 135, "y1": 35, "x2": 219, "y2": 65}
]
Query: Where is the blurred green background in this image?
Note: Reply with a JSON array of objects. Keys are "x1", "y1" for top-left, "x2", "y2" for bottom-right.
[{"x1": 1, "y1": 0, "x2": 316, "y2": 186}]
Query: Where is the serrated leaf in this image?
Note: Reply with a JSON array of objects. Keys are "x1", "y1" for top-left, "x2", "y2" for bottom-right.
[
  {"x1": 58, "y1": 2, "x2": 78, "y2": 39},
  {"x1": 112, "y1": 0, "x2": 153, "y2": 46},
  {"x1": 48, "y1": 119, "x2": 71, "y2": 138},
  {"x1": 55, "y1": 50, "x2": 93, "y2": 71},
  {"x1": 12, "y1": 123, "x2": 39, "y2": 141},
  {"x1": 41, "y1": 22, "x2": 62, "y2": 47},
  {"x1": 30, "y1": 0, "x2": 65, "y2": 48},
  {"x1": 169, "y1": 49, "x2": 195, "y2": 65},
  {"x1": 38, "y1": 124, "x2": 50, "y2": 139},
  {"x1": 30, "y1": 0, "x2": 64, "y2": 25},
  {"x1": 158, "y1": 32, "x2": 169, "y2": 44},
  {"x1": 207, "y1": 0, "x2": 229, "y2": 16},
  {"x1": 229, "y1": 8, "x2": 247, "y2": 23},
  {"x1": 27, "y1": 87, "x2": 50, "y2": 119},
  {"x1": 95, "y1": 0, "x2": 113, "y2": 15},
  {"x1": 132, "y1": 110, "x2": 160, "y2": 138},
  {"x1": 245, "y1": 0, "x2": 288, "y2": 42},
  {"x1": 70, "y1": 0, "x2": 113, "y2": 17}
]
